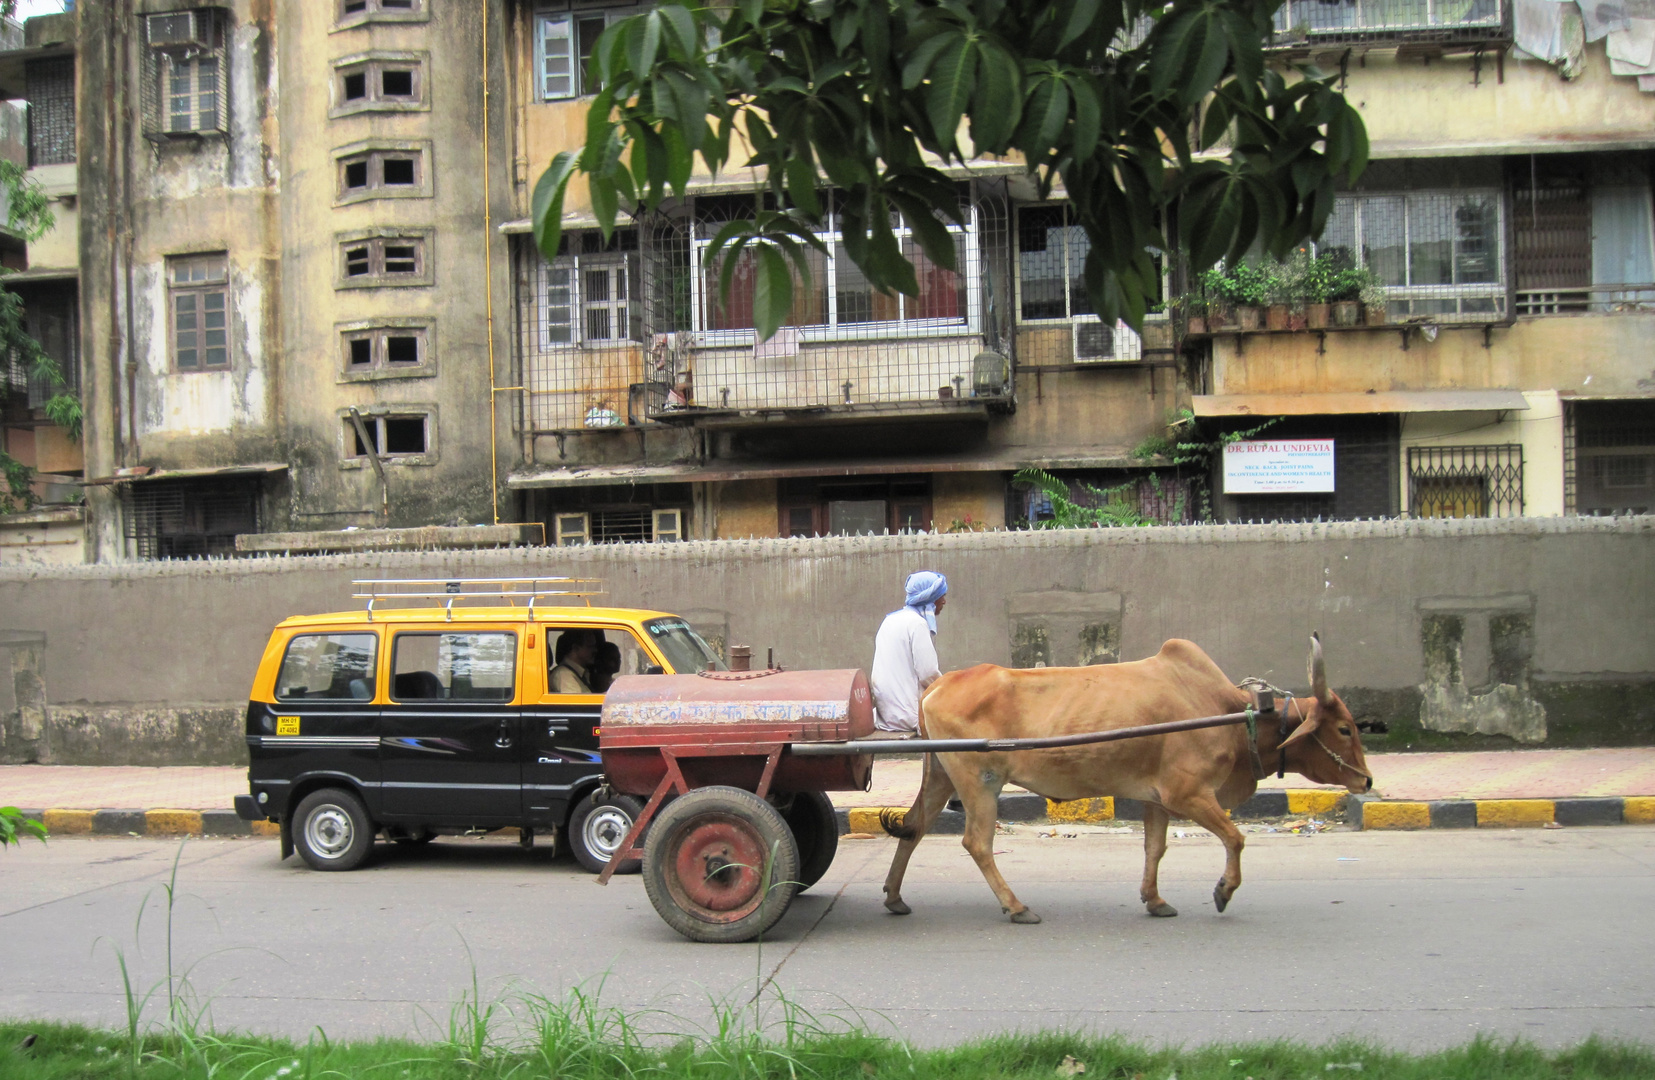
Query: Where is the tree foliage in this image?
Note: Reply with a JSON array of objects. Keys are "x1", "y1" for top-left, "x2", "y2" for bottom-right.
[
  {"x1": 532, "y1": 0, "x2": 1368, "y2": 340},
  {"x1": 0, "y1": 158, "x2": 67, "y2": 514}
]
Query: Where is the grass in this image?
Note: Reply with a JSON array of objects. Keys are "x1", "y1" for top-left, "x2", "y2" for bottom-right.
[{"x1": 1, "y1": 1010, "x2": 1651, "y2": 1080}]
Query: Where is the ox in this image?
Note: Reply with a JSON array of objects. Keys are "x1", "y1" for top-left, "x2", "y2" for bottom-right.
[{"x1": 881, "y1": 635, "x2": 1371, "y2": 923}]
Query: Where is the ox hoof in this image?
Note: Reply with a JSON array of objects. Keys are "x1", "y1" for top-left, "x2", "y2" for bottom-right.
[
  {"x1": 884, "y1": 898, "x2": 912, "y2": 916},
  {"x1": 1009, "y1": 909, "x2": 1042, "y2": 925},
  {"x1": 1146, "y1": 901, "x2": 1179, "y2": 918},
  {"x1": 1213, "y1": 882, "x2": 1232, "y2": 913}
]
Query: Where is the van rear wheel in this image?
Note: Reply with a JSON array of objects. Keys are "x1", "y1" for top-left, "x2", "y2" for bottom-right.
[{"x1": 293, "y1": 788, "x2": 374, "y2": 872}]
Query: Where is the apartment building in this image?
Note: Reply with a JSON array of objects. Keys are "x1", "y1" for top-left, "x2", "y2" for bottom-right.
[{"x1": 0, "y1": 1, "x2": 1649, "y2": 562}]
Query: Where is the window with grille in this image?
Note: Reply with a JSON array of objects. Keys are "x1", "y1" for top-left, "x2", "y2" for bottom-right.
[
  {"x1": 340, "y1": 323, "x2": 431, "y2": 379},
  {"x1": 168, "y1": 253, "x2": 230, "y2": 371},
  {"x1": 691, "y1": 197, "x2": 978, "y2": 339},
  {"x1": 779, "y1": 477, "x2": 933, "y2": 536},
  {"x1": 14, "y1": 282, "x2": 79, "y2": 408},
  {"x1": 1319, "y1": 190, "x2": 1506, "y2": 320},
  {"x1": 1572, "y1": 400, "x2": 1655, "y2": 515},
  {"x1": 125, "y1": 478, "x2": 260, "y2": 559},
  {"x1": 331, "y1": 53, "x2": 426, "y2": 116},
  {"x1": 346, "y1": 412, "x2": 430, "y2": 458},
  {"x1": 536, "y1": 232, "x2": 641, "y2": 347},
  {"x1": 1271, "y1": 0, "x2": 1502, "y2": 39},
  {"x1": 337, "y1": 233, "x2": 431, "y2": 288},
  {"x1": 26, "y1": 58, "x2": 75, "y2": 166},
  {"x1": 144, "y1": 11, "x2": 227, "y2": 138},
  {"x1": 338, "y1": 0, "x2": 424, "y2": 26},
  {"x1": 1224, "y1": 417, "x2": 1399, "y2": 522},
  {"x1": 335, "y1": 143, "x2": 430, "y2": 203},
  {"x1": 1407, "y1": 445, "x2": 1523, "y2": 518},
  {"x1": 537, "y1": 7, "x2": 636, "y2": 100}
]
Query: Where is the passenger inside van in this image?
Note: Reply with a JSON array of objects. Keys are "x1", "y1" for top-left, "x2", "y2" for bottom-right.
[{"x1": 550, "y1": 630, "x2": 600, "y2": 693}]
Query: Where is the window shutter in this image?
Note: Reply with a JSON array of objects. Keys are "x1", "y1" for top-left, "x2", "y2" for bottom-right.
[
  {"x1": 540, "y1": 15, "x2": 574, "y2": 99},
  {"x1": 554, "y1": 512, "x2": 590, "y2": 546},
  {"x1": 652, "y1": 509, "x2": 682, "y2": 542},
  {"x1": 544, "y1": 261, "x2": 578, "y2": 346}
]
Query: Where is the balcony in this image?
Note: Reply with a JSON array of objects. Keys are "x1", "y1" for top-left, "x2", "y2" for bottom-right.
[
  {"x1": 1270, "y1": 0, "x2": 1507, "y2": 47},
  {"x1": 1516, "y1": 284, "x2": 1655, "y2": 316}
]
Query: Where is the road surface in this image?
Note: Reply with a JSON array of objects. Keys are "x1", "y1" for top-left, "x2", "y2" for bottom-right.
[{"x1": 2, "y1": 825, "x2": 1651, "y2": 1050}]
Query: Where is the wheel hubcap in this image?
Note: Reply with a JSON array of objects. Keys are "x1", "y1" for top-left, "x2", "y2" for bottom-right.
[
  {"x1": 305, "y1": 806, "x2": 354, "y2": 858},
  {"x1": 666, "y1": 816, "x2": 769, "y2": 920},
  {"x1": 582, "y1": 806, "x2": 633, "y2": 862}
]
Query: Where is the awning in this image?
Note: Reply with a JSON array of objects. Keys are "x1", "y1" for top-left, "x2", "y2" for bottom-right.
[
  {"x1": 81, "y1": 463, "x2": 289, "y2": 486},
  {"x1": 508, "y1": 446, "x2": 1155, "y2": 489},
  {"x1": 1193, "y1": 390, "x2": 1531, "y2": 418},
  {"x1": 1, "y1": 267, "x2": 78, "y2": 284}
]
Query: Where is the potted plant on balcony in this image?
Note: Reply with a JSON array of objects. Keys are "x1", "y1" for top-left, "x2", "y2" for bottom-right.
[
  {"x1": 1200, "y1": 266, "x2": 1237, "y2": 329},
  {"x1": 1228, "y1": 263, "x2": 1272, "y2": 331},
  {"x1": 1361, "y1": 279, "x2": 1389, "y2": 325},
  {"x1": 1298, "y1": 252, "x2": 1335, "y2": 329},
  {"x1": 1328, "y1": 265, "x2": 1369, "y2": 327},
  {"x1": 1177, "y1": 295, "x2": 1208, "y2": 336}
]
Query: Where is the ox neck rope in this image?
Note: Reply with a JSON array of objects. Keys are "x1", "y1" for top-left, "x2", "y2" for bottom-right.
[{"x1": 1239, "y1": 677, "x2": 1373, "y2": 786}]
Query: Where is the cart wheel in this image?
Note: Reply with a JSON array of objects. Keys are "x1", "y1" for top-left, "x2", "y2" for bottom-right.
[
  {"x1": 569, "y1": 791, "x2": 644, "y2": 875},
  {"x1": 642, "y1": 786, "x2": 800, "y2": 943},
  {"x1": 782, "y1": 791, "x2": 838, "y2": 893}
]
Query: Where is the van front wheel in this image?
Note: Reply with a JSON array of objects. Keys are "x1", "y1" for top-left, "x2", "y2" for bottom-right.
[{"x1": 293, "y1": 788, "x2": 375, "y2": 872}]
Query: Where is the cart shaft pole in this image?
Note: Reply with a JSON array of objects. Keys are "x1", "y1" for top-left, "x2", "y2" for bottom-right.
[{"x1": 787, "y1": 709, "x2": 1257, "y2": 757}]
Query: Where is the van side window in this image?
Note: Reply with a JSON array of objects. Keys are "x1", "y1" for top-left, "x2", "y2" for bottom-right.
[
  {"x1": 545, "y1": 626, "x2": 655, "y2": 695},
  {"x1": 392, "y1": 631, "x2": 516, "y2": 702},
  {"x1": 275, "y1": 633, "x2": 378, "y2": 701}
]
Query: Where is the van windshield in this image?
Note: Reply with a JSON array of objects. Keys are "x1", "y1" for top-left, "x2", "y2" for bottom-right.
[{"x1": 643, "y1": 618, "x2": 725, "y2": 673}]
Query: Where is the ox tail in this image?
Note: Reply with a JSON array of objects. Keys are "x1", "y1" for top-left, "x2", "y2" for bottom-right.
[{"x1": 879, "y1": 807, "x2": 916, "y2": 839}]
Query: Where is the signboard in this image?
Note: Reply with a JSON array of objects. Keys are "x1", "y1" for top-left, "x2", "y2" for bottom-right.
[{"x1": 1222, "y1": 439, "x2": 1336, "y2": 493}]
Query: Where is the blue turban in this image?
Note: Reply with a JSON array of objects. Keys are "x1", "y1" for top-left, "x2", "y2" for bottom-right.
[{"x1": 903, "y1": 570, "x2": 948, "y2": 633}]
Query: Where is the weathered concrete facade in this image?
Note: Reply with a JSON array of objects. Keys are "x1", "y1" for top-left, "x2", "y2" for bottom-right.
[{"x1": 2, "y1": 517, "x2": 1650, "y2": 763}]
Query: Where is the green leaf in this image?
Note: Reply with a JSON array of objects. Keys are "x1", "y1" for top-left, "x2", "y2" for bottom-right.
[
  {"x1": 580, "y1": 87, "x2": 616, "y2": 171},
  {"x1": 1181, "y1": 14, "x2": 1230, "y2": 107},
  {"x1": 590, "y1": 172, "x2": 620, "y2": 239},
  {"x1": 627, "y1": 10, "x2": 662, "y2": 81},
  {"x1": 891, "y1": 195, "x2": 959, "y2": 272},
  {"x1": 660, "y1": 122, "x2": 693, "y2": 199},
  {"x1": 1057, "y1": 0, "x2": 1101, "y2": 52},
  {"x1": 659, "y1": 4, "x2": 698, "y2": 58},
  {"x1": 531, "y1": 150, "x2": 578, "y2": 264},
  {"x1": 738, "y1": 0, "x2": 762, "y2": 31},
  {"x1": 969, "y1": 40, "x2": 1022, "y2": 152},
  {"x1": 786, "y1": 155, "x2": 822, "y2": 218},
  {"x1": 752, "y1": 244, "x2": 795, "y2": 342},
  {"x1": 925, "y1": 36, "x2": 978, "y2": 156},
  {"x1": 1149, "y1": 12, "x2": 1198, "y2": 99},
  {"x1": 902, "y1": 31, "x2": 954, "y2": 91},
  {"x1": 1018, "y1": 73, "x2": 1071, "y2": 162},
  {"x1": 1070, "y1": 77, "x2": 1101, "y2": 161}
]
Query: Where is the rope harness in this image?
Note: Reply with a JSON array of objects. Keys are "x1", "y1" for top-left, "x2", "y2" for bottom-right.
[{"x1": 1235, "y1": 677, "x2": 1372, "y2": 785}]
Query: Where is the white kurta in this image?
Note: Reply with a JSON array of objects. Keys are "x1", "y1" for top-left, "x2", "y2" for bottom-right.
[{"x1": 870, "y1": 606, "x2": 940, "y2": 732}]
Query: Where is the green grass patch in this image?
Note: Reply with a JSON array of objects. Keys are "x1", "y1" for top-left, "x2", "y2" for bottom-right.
[{"x1": 2, "y1": 1011, "x2": 1651, "y2": 1080}]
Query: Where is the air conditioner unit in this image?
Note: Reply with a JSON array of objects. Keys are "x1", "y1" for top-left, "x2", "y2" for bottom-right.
[
  {"x1": 1073, "y1": 318, "x2": 1144, "y2": 363},
  {"x1": 147, "y1": 11, "x2": 215, "y2": 51}
]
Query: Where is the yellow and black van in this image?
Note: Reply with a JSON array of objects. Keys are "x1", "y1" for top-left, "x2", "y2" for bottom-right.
[{"x1": 234, "y1": 578, "x2": 723, "y2": 872}]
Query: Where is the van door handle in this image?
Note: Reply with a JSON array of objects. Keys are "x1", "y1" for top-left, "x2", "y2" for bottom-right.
[{"x1": 494, "y1": 719, "x2": 514, "y2": 749}]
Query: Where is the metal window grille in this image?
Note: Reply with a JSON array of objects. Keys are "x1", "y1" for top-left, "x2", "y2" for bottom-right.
[
  {"x1": 125, "y1": 478, "x2": 260, "y2": 559},
  {"x1": 1320, "y1": 190, "x2": 1506, "y2": 321},
  {"x1": 1563, "y1": 399, "x2": 1577, "y2": 514},
  {"x1": 142, "y1": 10, "x2": 228, "y2": 139},
  {"x1": 1228, "y1": 420, "x2": 1399, "y2": 521},
  {"x1": 516, "y1": 182, "x2": 1015, "y2": 432},
  {"x1": 1407, "y1": 445, "x2": 1523, "y2": 518},
  {"x1": 1015, "y1": 203, "x2": 1149, "y2": 363},
  {"x1": 1572, "y1": 401, "x2": 1655, "y2": 515},
  {"x1": 13, "y1": 283, "x2": 79, "y2": 408},
  {"x1": 25, "y1": 58, "x2": 75, "y2": 166},
  {"x1": 1271, "y1": 0, "x2": 1504, "y2": 43}
]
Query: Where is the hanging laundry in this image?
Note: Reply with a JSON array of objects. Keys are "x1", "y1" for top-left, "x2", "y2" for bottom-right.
[
  {"x1": 1579, "y1": 0, "x2": 1633, "y2": 40},
  {"x1": 1607, "y1": 18, "x2": 1655, "y2": 74},
  {"x1": 1514, "y1": 0, "x2": 1588, "y2": 78}
]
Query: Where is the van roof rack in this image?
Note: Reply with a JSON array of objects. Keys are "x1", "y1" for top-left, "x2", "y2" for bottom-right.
[{"x1": 352, "y1": 577, "x2": 607, "y2": 622}]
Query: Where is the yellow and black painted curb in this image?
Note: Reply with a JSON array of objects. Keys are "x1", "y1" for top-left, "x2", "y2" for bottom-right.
[
  {"x1": 19, "y1": 808, "x2": 280, "y2": 838},
  {"x1": 840, "y1": 792, "x2": 1655, "y2": 835}
]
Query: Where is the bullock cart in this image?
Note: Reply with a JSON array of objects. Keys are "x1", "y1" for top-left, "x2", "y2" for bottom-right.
[{"x1": 596, "y1": 667, "x2": 1275, "y2": 943}]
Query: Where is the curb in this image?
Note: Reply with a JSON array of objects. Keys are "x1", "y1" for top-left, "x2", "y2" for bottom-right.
[
  {"x1": 22, "y1": 809, "x2": 280, "y2": 838},
  {"x1": 835, "y1": 792, "x2": 1655, "y2": 834}
]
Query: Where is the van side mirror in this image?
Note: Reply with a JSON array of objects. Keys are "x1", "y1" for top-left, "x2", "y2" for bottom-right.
[{"x1": 642, "y1": 664, "x2": 665, "y2": 675}]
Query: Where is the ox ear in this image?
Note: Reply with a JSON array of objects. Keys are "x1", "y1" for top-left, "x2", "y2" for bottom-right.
[
  {"x1": 1280, "y1": 710, "x2": 1320, "y2": 750},
  {"x1": 1308, "y1": 631, "x2": 1329, "y2": 704}
]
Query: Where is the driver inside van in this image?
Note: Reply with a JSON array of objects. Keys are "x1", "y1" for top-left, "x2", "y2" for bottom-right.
[{"x1": 550, "y1": 630, "x2": 600, "y2": 694}]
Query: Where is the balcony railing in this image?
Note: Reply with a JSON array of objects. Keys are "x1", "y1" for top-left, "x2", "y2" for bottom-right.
[
  {"x1": 1271, "y1": 0, "x2": 1505, "y2": 44},
  {"x1": 1515, "y1": 285, "x2": 1655, "y2": 316}
]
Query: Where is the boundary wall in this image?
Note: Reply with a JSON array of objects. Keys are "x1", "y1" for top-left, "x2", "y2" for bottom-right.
[{"x1": 2, "y1": 516, "x2": 1651, "y2": 764}]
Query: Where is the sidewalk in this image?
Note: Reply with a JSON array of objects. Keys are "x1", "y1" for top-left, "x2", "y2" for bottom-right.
[{"x1": 4, "y1": 747, "x2": 1654, "y2": 834}]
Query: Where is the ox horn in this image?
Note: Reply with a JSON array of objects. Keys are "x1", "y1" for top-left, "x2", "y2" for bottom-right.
[{"x1": 1308, "y1": 631, "x2": 1328, "y2": 703}]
